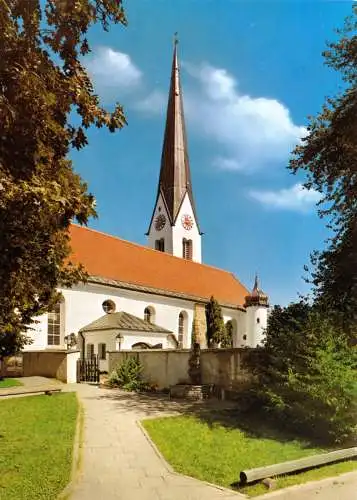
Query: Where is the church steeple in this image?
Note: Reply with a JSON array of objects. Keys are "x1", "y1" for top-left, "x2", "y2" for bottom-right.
[
  {"x1": 147, "y1": 36, "x2": 202, "y2": 263},
  {"x1": 157, "y1": 36, "x2": 199, "y2": 227}
]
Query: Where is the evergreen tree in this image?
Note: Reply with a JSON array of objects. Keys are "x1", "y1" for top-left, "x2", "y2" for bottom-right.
[
  {"x1": 0, "y1": 1, "x2": 127, "y2": 359},
  {"x1": 222, "y1": 320, "x2": 233, "y2": 348},
  {"x1": 289, "y1": 5, "x2": 357, "y2": 337},
  {"x1": 205, "y1": 296, "x2": 226, "y2": 347}
]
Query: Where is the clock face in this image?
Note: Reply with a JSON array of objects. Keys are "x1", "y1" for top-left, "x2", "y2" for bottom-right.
[
  {"x1": 181, "y1": 214, "x2": 194, "y2": 231},
  {"x1": 155, "y1": 213, "x2": 166, "y2": 231}
]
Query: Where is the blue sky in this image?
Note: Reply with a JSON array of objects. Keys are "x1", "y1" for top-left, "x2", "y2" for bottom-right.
[{"x1": 70, "y1": 0, "x2": 353, "y2": 306}]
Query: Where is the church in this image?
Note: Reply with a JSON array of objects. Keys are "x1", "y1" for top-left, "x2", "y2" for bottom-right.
[{"x1": 25, "y1": 41, "x2": 269, "y2": 369}]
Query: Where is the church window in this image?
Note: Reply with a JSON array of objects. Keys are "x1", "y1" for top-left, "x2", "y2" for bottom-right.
[
  {"x1": 87, "y1": 343, "x2": 94, "y2": 359},
  {"x1": 243, "y1": 334, "x2": 247, "y2": 341},
  {"x1": 257, "y1": 317, "x2": 260, "y2": 324},
  {"x1": 155, "y1": 238, "x2": 165, "y2": 252},
  {"x1": 47, "y1": 302, "x2": 62, "y2": 346},
  {"x1": 182, "y1": 239, "x2": 193, "y2": 260},
  {"x1": 144, "y1": 306, "x2": 155, "y2": 324},
  {"x1": 102, "y1": 299, "x2": 116, "y2": 314},
  {"x1": 178, "y1": 312, "x2": 186, "y2": 348},
  {"x1": 98, "y1": 343, "x2": 106, "y2": 360}
]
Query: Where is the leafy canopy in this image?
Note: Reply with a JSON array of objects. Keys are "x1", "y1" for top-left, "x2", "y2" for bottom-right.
[
  {"x1": 0, "y1": 0, "x2": 127, "y2": 356},
  {"x1": 289, "y1": 5, "x2": 357, "y2": 335}
]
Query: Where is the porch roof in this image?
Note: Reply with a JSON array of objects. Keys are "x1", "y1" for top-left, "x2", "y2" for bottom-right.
[{"x1": 79, "y1": 311, "x2": 173, "y2": 335}]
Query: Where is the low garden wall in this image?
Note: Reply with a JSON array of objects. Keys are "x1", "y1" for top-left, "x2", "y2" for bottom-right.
[
  {"x1": 22, "y1": 350, "x2": 80, "y2": 383},
  {"x1": 108, "y1": 350, "x2": 191, "y2": 389},
  {"x1": 108, "y1": 348, "x2": 254, "y2": 391}
]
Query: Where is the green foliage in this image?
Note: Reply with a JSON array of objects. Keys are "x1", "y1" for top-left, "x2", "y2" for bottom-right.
[
  {"x1": 0, "y1": 1, "x2": 127, "y2": 357},
  {"x1": 222, "y1": 320, "x2": 234, "y2": 348},
  {"x1": 289, "y1": 6, "x2": 357, "y2": 336},
  {"x1": 205, "y1": 296, "x2": 227, "y2": 347},
  {"x1": 250, "y1": 303, "x2": 357, "y2": 444},
  {"x1": 108, "y1": 357, "x2": 149, "y2": 392}
]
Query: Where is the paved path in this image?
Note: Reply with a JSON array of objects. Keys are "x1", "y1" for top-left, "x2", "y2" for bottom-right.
[
  {"x1": 64, "y1": 383, "x2": 357, "y2": 500},
  {"x1": 261, "y1": 471, "x2": 357, "y2": 500},
  {"x1": 64, "y1": 383, "x2": 244, "y2": 500}
]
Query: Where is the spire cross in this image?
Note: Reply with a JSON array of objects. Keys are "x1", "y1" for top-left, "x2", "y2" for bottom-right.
[{"x1": 174, "y1": 32, "x2": 179, "y2": 46}]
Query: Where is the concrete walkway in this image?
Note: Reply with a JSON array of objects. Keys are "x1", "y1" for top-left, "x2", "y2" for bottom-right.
[
  {"x1": 64, "y1": 383, "x2": 244, "y2": 500},
  {"x1": 64, "y1": 383, "x2": 357, "y2": 500}
]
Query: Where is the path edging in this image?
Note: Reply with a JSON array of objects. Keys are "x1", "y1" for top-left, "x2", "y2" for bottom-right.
[
  {"x1": 258, "y1": 469, "x2": 357, "y2": 498},
  {"x1": 57, "y1": 395, "x2": 84, "y2": 499},
  {"x1": 138, "y1": 418, "x2": 357, "y2": 499},
  {"x1": 137, "y1": 418, "x2": 248, "y2": 498}
]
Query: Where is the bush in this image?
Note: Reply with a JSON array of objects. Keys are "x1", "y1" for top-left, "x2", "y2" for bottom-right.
[
  {"x1": 108, "y1": 357, "x2": 149, "y2": 392},
  {"x1": 248, "y1": 304, "x2": 357, "y2": 444}
]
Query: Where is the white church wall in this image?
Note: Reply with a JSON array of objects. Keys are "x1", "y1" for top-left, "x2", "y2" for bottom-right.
[
  {"x1": 222, "y1": 308, "x2": 247, "y2": 348},
  {"x1": 147, "y1": 192, "x2": 173, "y2": 255},
  {"x1": 172, "y1": 193, "x2": 201, "y2": 263},
  {"x1": 25, "y1": 313, "x2": 48, "y2": 351},
  {"x1": 24, "y1": 282, "x2": 249, "y2": 353},
  {"x1": 26, "y1": 282, "x2": 197, "y2": 351}
]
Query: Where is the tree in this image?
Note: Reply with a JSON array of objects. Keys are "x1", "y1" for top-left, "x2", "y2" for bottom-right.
[
  {"x1": 0, "y1": 1, "x2": 127, "y2": 360},
  {"x1": 289, "y1": 5, "x2": 357, "y2": 336},
  {"x1": 205, "y1": 296, "x2": 226, "y2": 347},
  {"x1": 248, "y1": 302, "x2": 357, "y2": 443},
  {"x1": 222, "y1": 320, "x2": 233, "y2": 348}
]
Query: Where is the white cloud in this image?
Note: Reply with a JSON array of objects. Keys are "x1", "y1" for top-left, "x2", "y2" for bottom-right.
[
  {"x1": 183, "y1": 64, "x2": 307, "y2": 172},
  {"x1": 248, "y1": 183, "x2": 321, "y2": 212},
  {"x1": 134, "y1": 90, "x2": 166, "y2": 114},
  {"x1": 86, "y1": 46, "x2": 142, "y2": 90}
]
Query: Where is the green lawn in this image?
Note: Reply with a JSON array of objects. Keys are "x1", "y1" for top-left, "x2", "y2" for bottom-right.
[
  {"x1": 142, "y1": 415, "x2": 357, "y2": 496},
  {"x1": 0, "y1": 393, "x2": 78, "y2": 500},
  {"x1": 0, "y1": 378, "x2": 23, "y2": 389}
]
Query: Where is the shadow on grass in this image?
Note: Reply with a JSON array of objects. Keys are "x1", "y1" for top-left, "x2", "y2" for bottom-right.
[{"x1": 92, "y1": 387, "x2": 326, "y2": 449}]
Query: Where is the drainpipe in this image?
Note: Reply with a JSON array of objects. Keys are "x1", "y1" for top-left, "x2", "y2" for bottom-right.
[{"x1": 79, "y1": 331, "x2": 85, "y2": 361}]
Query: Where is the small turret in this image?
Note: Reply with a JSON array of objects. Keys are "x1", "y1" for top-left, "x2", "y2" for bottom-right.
[
  {"x1": 244, "y1": 275, "x2": 269, "y2": 347},
  {"x1": 244, "y1": 275, "x2": 269, "y2": 308}
]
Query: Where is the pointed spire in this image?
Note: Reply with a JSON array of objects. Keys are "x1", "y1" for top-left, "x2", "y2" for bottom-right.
[
  {"x1": 253, "y1": 273, "x2": 259, "y2": 292},
  {"x1": 156, "y1": 36, "x2": 200, "y2": 228},
  {"x1": 244, "y1": 274, "x2": 269, "y2": 308}
]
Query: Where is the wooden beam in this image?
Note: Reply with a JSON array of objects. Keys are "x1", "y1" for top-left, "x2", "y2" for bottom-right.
[
  {"x1": 0, "y1": 387, "x2": 62, "y2": 397},
  {"x1": 240, "y1": 447, "x2": 357, "y2": 484}
]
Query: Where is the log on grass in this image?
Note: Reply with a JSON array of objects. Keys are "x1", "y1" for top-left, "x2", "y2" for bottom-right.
[{"x1": 240, "y1": 447, "x2": 357, "y2": 484}]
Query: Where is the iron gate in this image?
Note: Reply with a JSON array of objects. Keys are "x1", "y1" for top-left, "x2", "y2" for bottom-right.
[{"x1": 77, "y1": 355, "x2": 100, "y2": 383}]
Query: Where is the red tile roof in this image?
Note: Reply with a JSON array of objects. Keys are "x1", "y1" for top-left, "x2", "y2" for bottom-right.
[{"x1": 69, "y1": 225, "x2": 248, "y2": 307}]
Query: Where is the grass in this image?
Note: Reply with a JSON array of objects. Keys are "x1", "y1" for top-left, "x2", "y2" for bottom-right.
[
  {"x1": 0, "y1": 378, "x2": 23, "y2": 389},
  {"x1": 0, "y1": 393, "x2": 78, "y2": 500},
  {"x1": 142, "y1": 415, "x2": 357, "y2": 497}
]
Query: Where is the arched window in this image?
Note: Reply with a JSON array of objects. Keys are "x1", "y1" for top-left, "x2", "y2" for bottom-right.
[
  {"x1": 182, "y1": 238, "x2": 193, "y2": 260},
  {"x1": 155, "y1": 238, "x2": 165, "y2": 252},
  {"x1": 144, "y1": 306, "x2": 155, "y2": 324},
  {"x1": 47, "y1": 301, "x2": 63, "y2": 346},
  {"x1": 178, "y1": 311, "x2": 187, "y2": 348}
]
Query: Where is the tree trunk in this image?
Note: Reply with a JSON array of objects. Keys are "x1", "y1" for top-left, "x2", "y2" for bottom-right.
[{"x1": 0, "y1": 357, "x2": 5, "y2": 380}]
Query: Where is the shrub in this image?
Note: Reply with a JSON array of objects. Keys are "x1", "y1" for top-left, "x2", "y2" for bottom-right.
[
  {"x1": 248, "y1": 304, "x2": 357, "y2": 444},
  {"x1": 108, "y1": 357, "x2": 149, "y2": 392}
]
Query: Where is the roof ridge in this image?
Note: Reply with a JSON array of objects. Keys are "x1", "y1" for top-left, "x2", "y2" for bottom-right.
[{"x1": 70, "y1": 223, "x2": 240, "y2": 278}]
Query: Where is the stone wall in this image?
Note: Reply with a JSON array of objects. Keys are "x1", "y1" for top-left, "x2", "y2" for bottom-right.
[
  {"x1": 108, "y1": 350, "x2": 191, "y2": 389},
  {"x1": 22, "y1": 350, "x2": 80, "y2": 383},
  {"x1": 201, "y1": 348, "x2": 253, "y2": 390},
  {"x1": 193, "y1": 303, "x2": 207, "y2": 348},
  {"x1": 108, "y1": 348, "x2": 253, "y2": 391}
]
